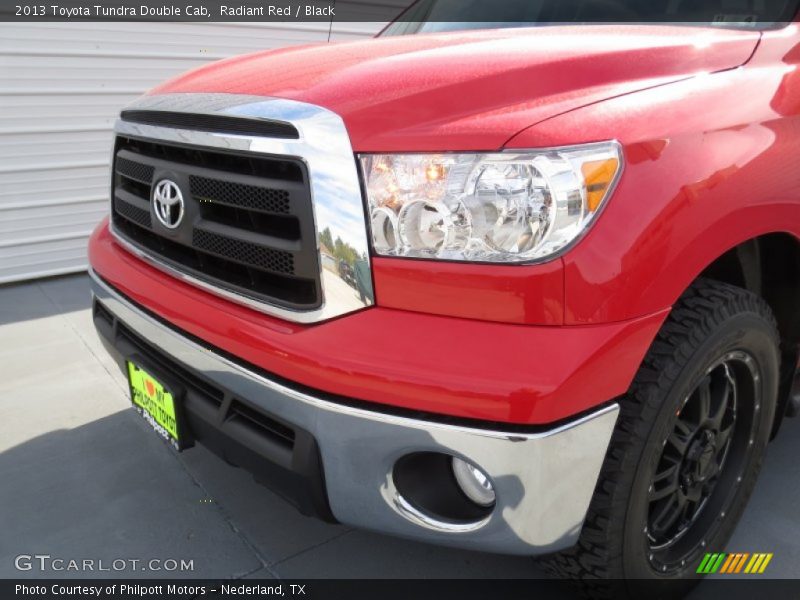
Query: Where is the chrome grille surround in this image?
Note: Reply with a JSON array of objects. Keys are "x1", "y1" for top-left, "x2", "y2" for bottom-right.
[{"x1": 110, "y1": 93, "x2": 374, "y2": 324}]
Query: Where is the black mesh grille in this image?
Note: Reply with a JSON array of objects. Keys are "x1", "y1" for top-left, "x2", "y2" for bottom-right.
[
  {"x1": 114, "y1": 197, "x2": 151, "y2": 228},
  {"x1": 190, "y1": 176, "x2": 290, "y2": 214},
  {"x1": 110, "y1": 133, "x2": 321, "y2": 310},
  {"x1": 116, "y1": 156, "x2": 154, "y2": 184},
  {"x1": 193, "y1": 229, "x2": 294, "y2": 274}
]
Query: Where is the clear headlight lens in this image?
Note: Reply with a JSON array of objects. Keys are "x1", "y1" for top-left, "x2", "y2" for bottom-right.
[{"x1": 359, "y1": 142, "x2": 622, "y2": 263}]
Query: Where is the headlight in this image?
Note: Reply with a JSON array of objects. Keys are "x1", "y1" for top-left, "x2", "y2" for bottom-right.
[{"x1": 359, "y1": 142, "x2": 622, "y2": 263}]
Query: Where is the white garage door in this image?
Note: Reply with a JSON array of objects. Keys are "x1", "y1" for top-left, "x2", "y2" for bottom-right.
[{"x1": 0, "y1": 20, "x2": 384, "y2": 284}]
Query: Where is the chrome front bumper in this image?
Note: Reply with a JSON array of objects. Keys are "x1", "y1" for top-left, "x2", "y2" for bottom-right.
[{"x1": 91, "y1": 270, "x2": 619, "y2": 556}]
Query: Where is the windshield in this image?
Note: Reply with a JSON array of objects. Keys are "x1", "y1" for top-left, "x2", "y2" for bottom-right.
[{"x1": 381, "y1": 0, "x2": 799, "y2": 35}]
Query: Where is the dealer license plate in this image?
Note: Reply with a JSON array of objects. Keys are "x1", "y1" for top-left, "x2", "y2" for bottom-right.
[{"x1": 127, "y1": 361, "x2": 183, "y2": 451}]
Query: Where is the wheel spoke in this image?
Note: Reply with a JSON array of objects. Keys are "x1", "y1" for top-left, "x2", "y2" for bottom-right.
[
  {"x1": 653, "y1": 462, "x2": 679, "y2": 484},
  {"x1": 697, "y1": 376, "x2": 712, "y2": 424},
  {"x1": 650, "y1": 493, "x2": 687, "y2": 538},
  {"x1": 678, "y1": 496, "x2": 693, "y2": 527},
  {"x1": 716, "y1": 424, "x2": 734, "y2": 454},
  {"x1": 668, "y1": 419, "x2": 695, "y2": 454},
  {"x1": 649, "y1": 464, "x2": 680, "y2": 501},
  {"x1": 708, "y1": 371, "x2": 733, "y2": 429},
  {"x1": 704, "y1": 461, "x2": 721, "y2": 485}
]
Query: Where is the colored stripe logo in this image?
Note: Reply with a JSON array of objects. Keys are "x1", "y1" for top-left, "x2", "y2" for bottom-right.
[{"x1": 697, "y1": 553, "x2": 773, "y2": 574}]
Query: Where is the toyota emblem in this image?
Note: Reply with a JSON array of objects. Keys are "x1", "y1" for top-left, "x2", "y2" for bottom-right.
[{"x1": 152, "y1": 179, "x2": 184, "y2": 229}]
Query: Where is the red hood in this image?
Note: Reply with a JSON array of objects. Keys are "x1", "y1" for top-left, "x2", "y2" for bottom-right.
[{"x1": 151, "y1": 25, "x2": 760, "y2": 151}]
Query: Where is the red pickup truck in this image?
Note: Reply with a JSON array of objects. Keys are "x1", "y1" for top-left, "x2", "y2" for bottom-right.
[{"x1": 88, "y1": 2, "x2": 800, "y2": 591}]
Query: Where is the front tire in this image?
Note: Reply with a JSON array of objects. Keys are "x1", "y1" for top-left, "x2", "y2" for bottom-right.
[{"x1": 543, "y1": 279, "x2": 780, "y2": 597}]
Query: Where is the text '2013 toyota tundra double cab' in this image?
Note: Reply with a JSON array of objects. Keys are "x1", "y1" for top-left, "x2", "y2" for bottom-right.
[{"x1": 88, "y1": 0, "x2": 800, "y2": 590}]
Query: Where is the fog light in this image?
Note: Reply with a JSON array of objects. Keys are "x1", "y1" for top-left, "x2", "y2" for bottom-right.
[{"x1": 452, "y1": 457, "x2": 495, "y2": 507}]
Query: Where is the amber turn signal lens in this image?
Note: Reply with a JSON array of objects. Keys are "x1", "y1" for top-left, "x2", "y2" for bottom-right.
[{"x1": 582, "y1": 158, "x2": 620, "y2": 212}]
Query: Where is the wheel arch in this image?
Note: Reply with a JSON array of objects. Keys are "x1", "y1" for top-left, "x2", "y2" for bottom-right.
[{"x1": 696, "y1": 232, "x2": 800, "y2": 436}]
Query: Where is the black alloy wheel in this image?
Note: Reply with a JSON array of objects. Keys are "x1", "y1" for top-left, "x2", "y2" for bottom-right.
[{"x1": 646, "y1": 351, "x2": 761, "y2": 572}]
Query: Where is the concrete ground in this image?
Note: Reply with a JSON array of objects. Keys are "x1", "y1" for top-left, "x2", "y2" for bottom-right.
[{"x1": 0, "y1": 274, "x2": 798, "y2": 592}]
